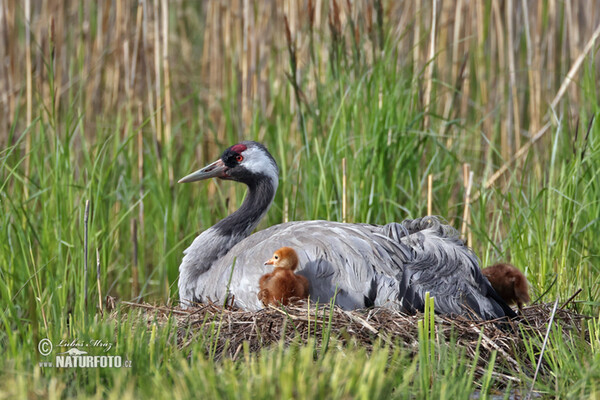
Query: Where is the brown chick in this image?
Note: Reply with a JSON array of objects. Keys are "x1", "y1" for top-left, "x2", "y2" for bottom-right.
[
  {"x1": 258, "y1": 247, "x2": 309, "y2": 306},
  {"x1": 482, "y1": 263, "x2": 531, "y2": 313}
]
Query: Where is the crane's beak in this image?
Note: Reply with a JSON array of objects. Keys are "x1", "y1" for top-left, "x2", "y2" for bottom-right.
[{"x1": 178, "y1": 159, "x2": 229, "y2": 183}]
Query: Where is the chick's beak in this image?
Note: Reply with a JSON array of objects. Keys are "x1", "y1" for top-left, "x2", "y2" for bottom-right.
[{"x1": 264, "y1": 257, "x2": 276, "y2": 266}]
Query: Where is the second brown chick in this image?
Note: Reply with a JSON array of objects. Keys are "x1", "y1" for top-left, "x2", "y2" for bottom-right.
[{"x1": 482, "y1": 263, "x2": 530, "y2": 312}]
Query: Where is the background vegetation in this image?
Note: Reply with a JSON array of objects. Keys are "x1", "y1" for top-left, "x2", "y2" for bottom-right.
[{"x1": 1, "y1": 0, "x2": 599, "y2": 398}]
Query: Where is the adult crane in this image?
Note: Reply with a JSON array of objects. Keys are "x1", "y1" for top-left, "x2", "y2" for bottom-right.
[{"x1": 177, "y1": 141, "x2": 516, "y2": 320}]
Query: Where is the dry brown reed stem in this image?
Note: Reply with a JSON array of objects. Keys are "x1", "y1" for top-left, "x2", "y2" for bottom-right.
[
  {"x1": 427, "y1": 174, "x2": 433, "y2": 216},
  {"x1": 560, "y1": 288, "x2": 582, "y2": 310},
  {"x1": 131, "y1": 1, "x2": 143, "y2": 92},
  {"x1": 116, "y1": 298, "x2": 589, "y2": 380},
  {"x1": 96, "y1": 248, "x2": 103, "y2": 315},
  {"x1": 153, "y1": 0, "x2": 162, "y2": 147},
  {"x1": 137, "y1": 104, "x2": 145, "y2": 234},
  {"x1": 121, "y1": 300, "x2": 188, "y2": 316},
  {"x1": 422, "y1": 0, "x2": 437, "y2": 131},
  {"x1": 450, "y1": 0, "x2": 462, "y2": 83},
  {"x1": 413, "y1": 3, "x2": 420, "y2": 68},
  {"x1": 84, "y1": 200, "x2": 90, "y2": 309},
  {"x1": 161, "y1": 0, "x2": 173, "y2": 183},
  {"x1": 506, "y1": 0, "x2": 521, "y2": 152},
  {"x1": 460, "y1": 163, "x2": 471, "y2": 242},
  {"x1": 342, "y1": 157, "x2": 347, "y2": 223},
  {"x1": 132, "y1": 219, "x2": 139, "y2": 299},
  {"x1": 24, "y1": 0, "x2": 32, "y2": 197},
  {"x1": 491, "y1": 1, "x2": 506, "y2": 159},
  {"x1": 551, "y1": 21, "x2": 600, "y2": 111}
]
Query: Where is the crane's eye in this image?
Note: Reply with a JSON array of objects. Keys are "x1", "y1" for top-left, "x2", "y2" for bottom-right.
[
  {"x1": 235, "y1": 154, "x2": 243, "y2": 162},
  {"x1": 274, "y1": 255, "x2": 279, "y2": 260}
]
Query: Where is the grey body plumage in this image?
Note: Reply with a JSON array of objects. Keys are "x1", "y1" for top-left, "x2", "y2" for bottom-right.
[{"x1": 178, "y1": 141, "x2": 516, "y2": 320}]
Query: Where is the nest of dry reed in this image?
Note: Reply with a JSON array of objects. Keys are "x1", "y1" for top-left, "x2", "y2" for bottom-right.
[{"x1": 115, "y1": 298, "x2": 589, "y2": 381}]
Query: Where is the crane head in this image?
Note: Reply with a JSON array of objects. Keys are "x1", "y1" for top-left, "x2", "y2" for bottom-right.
[{"x1": 178, "y1": 141, "x2": 279, "y2": 187}]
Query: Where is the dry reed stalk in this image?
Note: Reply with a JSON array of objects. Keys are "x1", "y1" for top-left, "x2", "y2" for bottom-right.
[
  {"x1": 161, "y1": 0, "x2": 173, "y2": 183},
  {"x1": 121, "y1": 300, "x2": 189, "y2": 316},
  {"x1": 49, "y1": 15, "x2": 60, "y2": 120},
  {"x1": 56, "y1": 2, "x2": 65, "y2": 117},
  {"x1": 37, "y1": 3, "x2": 46, "y2": 118},
  {"x1": 459, "y1": 2, "x2": 471, "y2": 119},
  {"x1": 153, "y1": 0, "x2": 163, "y2": 148},
  {"x1": 0, "y1": 5, "x2": 5, "y2": 134},
  {"x1": 412, "y1": 3, "x2": 421, "y2": 71},
  {"x1": 491, "y1": 1, "x2": 507, "y2": 160},
  {"x1": 422, "y1": 0, "x2": 437, "y2": 131},
  {"x1": 132, "y1": 218, "x2": 139, "y2": 299},
  {"x1": 0, "y1": 1, "x2": 15, "y2": 128},
  {"x1": 427, "y1": 173, "x2": 433, "y2": 216},
  {"x1": 84, "y1": 200, "x2": 90, "y2": 309},
  {"x1": 546, "y1": 2, "x2": 558, "y2": 107},
  {"x1": 506, "y1": 0, "x2": 521, "y2": 152},
  {"x1": 123, "y1": 39, "x2": 131, "y2": 99},
  {"x1": 113, "y1": 200, "x2": 122, "y2": 246},
  {"x1": 551, "y1": 21, "x2": 600, "y2": 111},
  {"x1": 564, "y1": 0, "x2": 578, "y2": 110},
  {"x1": 441, "y1": 0, "x2": 461, "y2": 136},
  {"x1": 92, "y1": 0, "x2": 110, "y2": 115},
  {"x1": 533, "y1": 2, "x2": 543, "y2": 131},
  {"x1": 560, "y1": 288, "x2": 582, "y2": 310},
  {"x1": 164, "y1": 270, "x2": 170, "y2": 305},
  {"x1": 46, "y1": 17, "x2": 56, "y2": 120},
  {"x1": 96, "y1": 248, "x2": 103, "y2": 315},
  {"x1": 437, "y1": 1, "x2": 450, "y2": 82},
  {"x1": 106, "y1": 0, "x2": 123, "y2": 110},
  {"x1": 141, "y1": 0, "x2": 157, "y2": 136},
  {"x1": 474, "y1": 0, "x2": 492, "y2": 167},
  {"x1": 0, "y1": 1, "x2": 12, "y2": 136},
  {"x1": 451, "y1": 0, "x2": 463, "y2": 80},
  {"x1": 242, "y1": 0, "x2": 250, "y2": 134},
  {"x1": 521, "y1": 0, "x2": 537, "y2": 136},
  {"x1": 461, "y1": 163, "x2": 472, "y2": 243},
  {"x1": 130, "y1": 1, "x2": 144, "y2": 92},
  {"x1": 137, "y1": 103, "x2": 145, "y2": 235},
  {"x1": 474, "y1": 0, "x2": 487, "y2": 105},
  {"x1": 24, "y1": 0, "x2": 31, "y2": 197},
  {"x1": 200, "y1": 2, "x2": 211, "y2": 105},
  {"x1": 342, "y1": 157, "x2": 347, "y2": 223},
  {"x1": 116, "y1": 0, "x2": 125, "y2": 102}
]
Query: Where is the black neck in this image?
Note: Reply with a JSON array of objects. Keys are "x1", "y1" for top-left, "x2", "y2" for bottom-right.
[{"x1": 214, "y1": 174, "x2": 276, "y2": 238}]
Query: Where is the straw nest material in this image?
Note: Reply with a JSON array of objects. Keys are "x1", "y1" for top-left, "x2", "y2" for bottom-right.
[{"x1": 114, "y1": 298, "x2": 590, "y2": 381}]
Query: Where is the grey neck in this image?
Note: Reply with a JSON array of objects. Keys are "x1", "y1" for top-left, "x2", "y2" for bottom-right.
[{"x1": 213, "y1": 174, "x2": 277, "y2": 240}]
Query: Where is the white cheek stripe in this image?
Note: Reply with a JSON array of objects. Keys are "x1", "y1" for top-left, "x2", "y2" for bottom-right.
[{"x1": 241, "y1": 146, "x2": 279, "y2": 188}]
